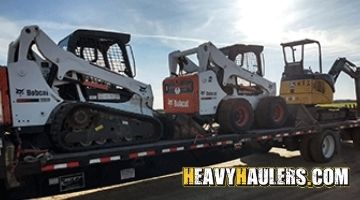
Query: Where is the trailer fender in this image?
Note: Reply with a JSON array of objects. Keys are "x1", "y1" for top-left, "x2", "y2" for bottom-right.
[
  {"x1": 4, "y1": 141, "x2": 20, "y2": 188},
  {"x1": 299, "y1": 135, "x2": 314, "y2": 162}
]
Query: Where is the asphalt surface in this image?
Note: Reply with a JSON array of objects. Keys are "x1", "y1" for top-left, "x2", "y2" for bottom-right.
[{"x1": 38, "y1": 143, "x2": 360, "y2": 200}]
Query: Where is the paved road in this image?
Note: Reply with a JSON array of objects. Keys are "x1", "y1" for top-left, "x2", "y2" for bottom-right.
[{"x1": 38, "y1": 143, "x2": 360, "y2": 200}]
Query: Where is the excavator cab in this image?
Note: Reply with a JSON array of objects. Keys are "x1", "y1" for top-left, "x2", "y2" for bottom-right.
[{"x1": 280, "y1": 39, "x2": 334, "y2": 105}]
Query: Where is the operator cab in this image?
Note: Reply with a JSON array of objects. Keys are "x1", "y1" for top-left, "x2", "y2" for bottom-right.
[
  {"x1": 280, "y1": 39, "x2": 334, "y2": 105},
  {"x1": 59, "y1": 29, "x2": 136, "y2": 78},
  {"x1": 281, "y1": 39, "x2": 334, "y2": 91},
  {"x1": 219, "y1": 44, "x2": 265, "y2": 95},
  {"x1": 57, "y1": 29, "x2": 137, "y2": 102},
  {"x1": 220, "y1": 44, "x2": 265, "y2": 76}
]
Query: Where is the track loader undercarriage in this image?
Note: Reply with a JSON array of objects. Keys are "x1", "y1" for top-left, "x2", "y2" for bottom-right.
[{"x1": 49, "y1": 103, "x2": 162, "y2": 152}]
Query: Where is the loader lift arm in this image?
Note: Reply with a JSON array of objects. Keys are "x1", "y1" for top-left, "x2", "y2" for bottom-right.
[
  {"x1": 8, "y1": 26, "x2": 153, "y2": 109},
  {"x1": 168, "y1": 42, "x2": 276, "y2": 95}
]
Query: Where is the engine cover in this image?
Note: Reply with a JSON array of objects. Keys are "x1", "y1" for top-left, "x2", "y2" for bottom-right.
[
  {"x1": 163, "y1": 74, "x2": 199, "y2": 114},
  {"x1": 163, "y1": 71, "x2": 227, "y2": 115}
]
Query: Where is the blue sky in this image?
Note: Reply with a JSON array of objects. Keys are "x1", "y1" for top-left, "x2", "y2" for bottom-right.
[{"x1": 0, "y1": 0, "x2": 359, "y2": 108}]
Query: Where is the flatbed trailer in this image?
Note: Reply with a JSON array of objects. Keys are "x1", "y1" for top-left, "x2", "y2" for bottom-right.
[{"x1": 1, "y1": 118, "x2": 360, "y2": 199}]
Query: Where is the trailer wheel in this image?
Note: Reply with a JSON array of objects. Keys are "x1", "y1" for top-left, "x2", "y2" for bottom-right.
[
  {"x1": 299, "y1": 135, "x2": 313, "y2": 161},
  {"x1": 217, "y1": 99, "x2": 254, "y2": 133},
  {"x1": 255, "y1": 97, "x2": 288, "y2": 128},
  {"x1": 309, "y1": 130, "x2": 339, "y2": 163}
]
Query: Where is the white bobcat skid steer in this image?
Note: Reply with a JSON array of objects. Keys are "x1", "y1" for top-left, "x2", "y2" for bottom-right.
[{"x1": 163, "y1": 42, "x2": 288, "y2": 132}]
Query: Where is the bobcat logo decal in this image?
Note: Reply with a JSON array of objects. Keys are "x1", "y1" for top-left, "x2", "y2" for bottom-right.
[{"x1": 16, "y1": 88, "x2": 25, "y2": 97}]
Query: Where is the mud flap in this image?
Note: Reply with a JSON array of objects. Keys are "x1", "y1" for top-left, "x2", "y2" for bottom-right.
[
  {"x1": 4, "y1": 141, "x2": 20, "y2": 188},
  {"x1": 160, "y1": 114, "x2": 206, "y2": 139}
]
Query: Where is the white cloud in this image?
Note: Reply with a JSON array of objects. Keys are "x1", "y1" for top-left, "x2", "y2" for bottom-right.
[
  {"x1": 1, "y1": 0, "x2": 359, "y2": 106},
  {"x1": 234, "y1": 0, "x2": 298, "y2": 43},
  {"x1": 133, "y1": 33, "x2": 206, "y2": 44},
  {"x1": 0, "y1": 17, "x2": 22, "y2": 63}
]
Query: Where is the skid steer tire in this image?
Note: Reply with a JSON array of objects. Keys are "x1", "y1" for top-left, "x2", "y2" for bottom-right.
[
  {"x1": 217, "y1": 98, "x2": 254, "y2": 133},
  {"x1": 309, "y1": 130, "x2": 339, "y2": 163},
  {"x1": 299, "y1": 135, "x2": 313, "y2": 162},
  {"x1": 255, "y1": 96, "x2": 288, "y2": 128}
]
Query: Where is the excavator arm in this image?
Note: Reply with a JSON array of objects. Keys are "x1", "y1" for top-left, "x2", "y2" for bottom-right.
[
  {"x1": 327, "y1": 57, "x2": 360, "y2": 115},
  {"x1": 328, "y1": 57, "x2": 359, "y2": 83}
]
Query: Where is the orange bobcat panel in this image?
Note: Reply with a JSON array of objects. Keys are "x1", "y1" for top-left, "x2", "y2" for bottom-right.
[{"x1": 163, "y1": 74, "x2": 199, "y2": 114}]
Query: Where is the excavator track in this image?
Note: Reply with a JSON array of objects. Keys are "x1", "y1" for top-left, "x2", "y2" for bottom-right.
[{"x1": 49, "y1": 102, "x2": 163, "y2": 152}]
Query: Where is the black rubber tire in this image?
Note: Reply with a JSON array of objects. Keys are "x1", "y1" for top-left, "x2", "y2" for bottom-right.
[
  {"x1": 255, "y1": 96, "x2": 288, "y2": 128},
  {"x1": 350, "y1": 128, "x2": 360, "y2": 149},
  {"x1": 217, "y1": 99, "x2": 254, "y2": 133},
  {"x1": 309, "y1": 130, "x2": 340, "y2": 163},
  {"x1": 299, "y1": 135, "x2": 313, "y2": 162}
]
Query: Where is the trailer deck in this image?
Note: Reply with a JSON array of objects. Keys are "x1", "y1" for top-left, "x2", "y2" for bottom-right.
[
  {"x1": 10, "y1": 119, "x2": 360, "y2": 175},
  {"x1": 1, "y1": 118, "x2": 360, "y2": 199}
]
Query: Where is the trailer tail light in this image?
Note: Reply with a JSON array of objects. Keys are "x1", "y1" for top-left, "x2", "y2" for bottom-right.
[
  {"x1": 0, "y1": 67, "x2": 12, "y2": 125},
  {"x1": 163, "y1": 74, "x2": 199, "y2": 114}
]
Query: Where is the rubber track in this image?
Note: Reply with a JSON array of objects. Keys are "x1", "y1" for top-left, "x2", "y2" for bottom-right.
[{"x1": 49, "y1": 102, "x2": 163, "y2": 152}]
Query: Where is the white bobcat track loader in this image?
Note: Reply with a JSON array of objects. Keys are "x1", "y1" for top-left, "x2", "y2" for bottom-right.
[{"x1": 1, "y1": 25, "x2": 162, "y2": 151}]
